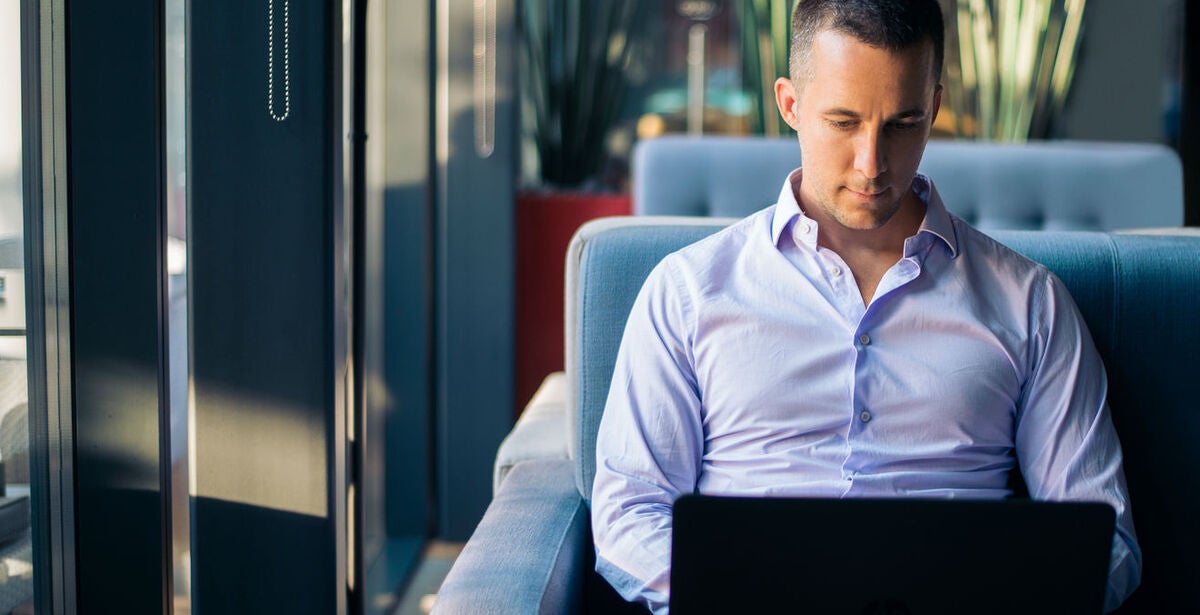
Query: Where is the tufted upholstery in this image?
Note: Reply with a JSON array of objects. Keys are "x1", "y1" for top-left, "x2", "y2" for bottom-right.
[
  {"x1": 443, "y1": 218, "x2": 1200, "y2": 614},
  {"x1": 632, "y1": 136, "x2": 1183, "y2": 231}
]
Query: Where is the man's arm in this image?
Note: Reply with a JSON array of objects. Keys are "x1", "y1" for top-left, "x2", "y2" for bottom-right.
[
  {"x1": 591, "y1": 258, "x2": 705, "y2": 615},
  {"x1": 1015, "y1": 272, "x2": 1142, "y2": 613}
]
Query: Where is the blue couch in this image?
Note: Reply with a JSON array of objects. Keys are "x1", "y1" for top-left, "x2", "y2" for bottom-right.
[
  {"x1": 438, "y1": 217, "x2": 1200, "y2": 614},
  {"x1": 633, "y1": 136, "x2": 1183, "y2": 230}
]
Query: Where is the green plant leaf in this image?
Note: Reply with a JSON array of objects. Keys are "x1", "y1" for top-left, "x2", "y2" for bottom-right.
[{"x1": 519, "y1": 0, "x2": 649, "y2": 188}]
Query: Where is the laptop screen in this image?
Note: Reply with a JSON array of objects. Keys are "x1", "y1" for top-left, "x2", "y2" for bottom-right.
[{"x1": 670, "y1": 495, "x2": 1114, "y2": 615}]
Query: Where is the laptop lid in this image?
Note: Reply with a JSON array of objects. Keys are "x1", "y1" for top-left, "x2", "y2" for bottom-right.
[{"x1": 670, "y1": 496, "x2": 1115, "y2": 615}]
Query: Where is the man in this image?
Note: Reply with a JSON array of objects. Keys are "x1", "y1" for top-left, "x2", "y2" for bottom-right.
[{"x1": 590, "y1": 1, "x2": 1141, "y2": 613}]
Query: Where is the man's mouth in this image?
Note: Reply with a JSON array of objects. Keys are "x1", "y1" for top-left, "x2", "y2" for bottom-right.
[{"x1": 847, "y1": 186, "x2": 887, "y2": 201}]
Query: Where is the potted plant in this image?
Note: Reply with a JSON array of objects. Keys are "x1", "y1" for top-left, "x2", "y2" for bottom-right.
[
  {"x1": 514, "y1": 0, "x2": 649, "y2": 412},
  {"x1": 944, "y1": 0, "x2": 1088, "y2": 140},
  {"x1": 519, "y1": 0, "x2": 648, "y2": 188}
]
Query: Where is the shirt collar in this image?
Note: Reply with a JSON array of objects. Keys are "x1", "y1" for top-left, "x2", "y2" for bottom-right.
[
  {"x1": 770, "y1": 169, "x2": 807, "y2": 246},
  {"x1": 770, "y1": 170, "x2": 959, "y2": 259},
  {"x1": 911, "y1": 174, "x2": 959, "y2": 258}
]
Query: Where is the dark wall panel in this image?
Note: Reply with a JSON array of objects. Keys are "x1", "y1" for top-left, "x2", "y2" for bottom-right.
[
  {"x1": 190, "y1": 0, "x2": 342, "y2": 612},
  {"x1": 66, "y1": 0, "x2": 168, "y2": 611}
]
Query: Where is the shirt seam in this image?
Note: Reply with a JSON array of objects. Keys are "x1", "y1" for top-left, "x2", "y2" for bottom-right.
[
  {"x1": 664, "y1": 255, "x2": 698, "y2": 357},
  {"x1": 1017, "y1": 264, "x2": 1054, "y2": 422}
]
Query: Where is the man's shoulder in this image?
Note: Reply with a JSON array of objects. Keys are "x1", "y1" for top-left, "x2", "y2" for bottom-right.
[
  {"x1": 950, "y1": 215, "x2": 1052, "y2": 282},
  {"x1": 661, "y1": 206, "x2": 774, "y2": 279}
]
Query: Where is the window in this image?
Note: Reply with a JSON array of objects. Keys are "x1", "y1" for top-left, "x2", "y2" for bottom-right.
[{"x1": 2, "y1": 1, "x2": 38, "y2": 611}]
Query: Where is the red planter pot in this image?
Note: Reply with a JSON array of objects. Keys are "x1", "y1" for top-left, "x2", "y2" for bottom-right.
[{"x1": 515, "y1": 190, "x2": 631, "y2": 416}]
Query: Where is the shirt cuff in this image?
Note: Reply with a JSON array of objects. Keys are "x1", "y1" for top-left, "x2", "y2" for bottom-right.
[{"x1": 595, "y1": 552, "x2": 669, "y2": 615}]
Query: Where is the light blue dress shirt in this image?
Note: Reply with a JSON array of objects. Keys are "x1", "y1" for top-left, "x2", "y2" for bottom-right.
[{"x1": 591, "y1": 170, "x2": 1141, "y2": 614}]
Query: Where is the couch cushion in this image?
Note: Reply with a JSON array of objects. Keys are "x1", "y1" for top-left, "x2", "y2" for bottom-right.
[
  {"x1": 1103, "y1": 234, "x2": 1200, "y2": 613},
  {"x1": 493, "y1": 372, "x2": 570, "y2": 494}
]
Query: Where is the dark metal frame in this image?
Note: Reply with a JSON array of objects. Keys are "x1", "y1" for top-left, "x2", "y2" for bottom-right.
[
  {"x1": 66, "y1": 0, "x2": 173, "y2": 611},
  {"x1": 349, "y1": 0, "x2": 367, "y2": 608},
  {"x1": 21, "y1": 0, "x2": 75, "y2": 611},
  {"x1": 23, "y1": 0, "x2": 176, "y2": 612}
]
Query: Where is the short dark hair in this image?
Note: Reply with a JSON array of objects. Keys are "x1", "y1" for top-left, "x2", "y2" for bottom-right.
[{"x1": 789, "y1": 0, "x2": 945, "y2": 85}]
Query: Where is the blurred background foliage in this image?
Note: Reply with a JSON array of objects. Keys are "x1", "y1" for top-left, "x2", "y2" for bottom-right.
[
  {"x1": 738, "y1": 0, "x2": 794, "y2": 137},
  {"x1": 517, "y1": 0, "x2": 1134, "y2": 192},
  {"x1": 944, "y1": 0, "x2": 1088, "y2": 141},
  {"x1": 518, "y1": 0, "x2": 650, "y2": 188},
  {"x1": 732, "y1": 0, "x2": 1088, "y2": 141}
]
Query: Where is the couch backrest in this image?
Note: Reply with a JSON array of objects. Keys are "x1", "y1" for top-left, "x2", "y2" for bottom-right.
[
  {"x1": 564, "y1": 217, "x2": 735, "y2": 471},
  {"x1": 569, "y1": 217, "x2": 1200, "y2": 613},
  {"x1": 632, "y1": 136, "x2": 1183, "y2": 231}
]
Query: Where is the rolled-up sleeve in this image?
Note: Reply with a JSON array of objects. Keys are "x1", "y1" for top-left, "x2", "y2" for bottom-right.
[
  {"x1": 591, "y1": 258, "x2": 705, "y2": 615},
  {"x1": 1015, "y1": 271, "x2": 1142, "y2": 613}
]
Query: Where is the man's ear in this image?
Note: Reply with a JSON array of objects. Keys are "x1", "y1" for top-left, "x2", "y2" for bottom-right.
[
  {"x1": 774, "y1": 77, "x2": 801, "y2": 132},
  {"x1": 931, "y1": 84, "x2": 943, "y2": 125}
]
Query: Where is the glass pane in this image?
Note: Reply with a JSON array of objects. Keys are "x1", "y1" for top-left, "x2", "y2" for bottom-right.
[
  {"x1": 165, "y1": 0, "x2": 190, "y2": 613},
  {"x1": 1, "y1": 1, "x2": 36, "y2": 612},
  {"x1": 357, "y1": 1, "x2": 432, "y2": 612}
]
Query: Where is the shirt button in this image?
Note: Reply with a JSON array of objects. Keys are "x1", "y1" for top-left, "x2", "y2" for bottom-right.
[
  {"x1": 860, "y1": 410, "x2": 872, "y2": 423},
  {"x1": 799, "y1": 220, "x2": 813, "y2": 234},
  {"x1": 859, "y1": 333, "x2": 871, "y2": 346},
  {"x1": 829, "y1": 265, "x2": 842, "y2": 277}
]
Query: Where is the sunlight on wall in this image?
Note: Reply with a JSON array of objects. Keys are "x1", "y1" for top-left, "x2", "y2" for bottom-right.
[{"x1": 191, "y1": 382, "x2": 329, "y2": 518}]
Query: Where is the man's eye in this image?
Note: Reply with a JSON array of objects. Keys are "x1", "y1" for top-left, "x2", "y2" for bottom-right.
[
  {"x1": 888, "y1": 122, "x2": 921, "y2": 131},
  {"x1": 828, "y1": 120, "x2": 856, "y2": 130}
]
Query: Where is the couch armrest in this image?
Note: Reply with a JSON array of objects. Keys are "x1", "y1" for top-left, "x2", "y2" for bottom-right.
[
  {"x1": 493, "y1": 372, "x2": 570, "y2": 494},
  {"x1": 434, "y1": 458, "x2": 587, "y2": 615}
]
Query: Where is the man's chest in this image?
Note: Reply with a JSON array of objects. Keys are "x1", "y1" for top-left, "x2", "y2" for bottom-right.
[{"x1": 687, "y1": 279, "x2": 1028, "y2": 460}]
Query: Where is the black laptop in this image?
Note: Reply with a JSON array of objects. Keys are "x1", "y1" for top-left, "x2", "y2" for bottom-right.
[{"x1": 670, "y1": 495, "x2": 1115, "y2": 614}]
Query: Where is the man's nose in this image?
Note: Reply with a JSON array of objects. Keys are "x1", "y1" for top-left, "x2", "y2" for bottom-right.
[{"x1": 854, "y1": 130, "x2": 887, "y2": 180}]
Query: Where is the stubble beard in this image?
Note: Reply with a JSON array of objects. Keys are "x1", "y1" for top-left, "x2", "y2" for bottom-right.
[{"x1": 820, "y1": 185, "x2": 906, "y2": 231}]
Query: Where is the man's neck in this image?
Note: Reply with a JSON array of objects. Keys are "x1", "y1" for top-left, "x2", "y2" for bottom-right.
[{"x1": 802, "y1": 188, "x2": 926, "y2": 305}]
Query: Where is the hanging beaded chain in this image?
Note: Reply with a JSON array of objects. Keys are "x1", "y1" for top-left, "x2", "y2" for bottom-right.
[
  {"x1": 267, "y1": 0, "x2": 291, "y2": 122},
  {"x1": 473, "y1": 0, "x2": 496, "y2": 157}
]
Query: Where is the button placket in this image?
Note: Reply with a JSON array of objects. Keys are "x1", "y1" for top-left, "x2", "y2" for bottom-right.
[{"x1": 821, "y1": 253, "x2": 861, "y2": 317}]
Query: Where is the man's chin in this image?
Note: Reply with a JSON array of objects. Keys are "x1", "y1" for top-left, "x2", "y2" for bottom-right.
[
  {"x1": 832, "y1": 201, "x2": 898, "y2": 231},
  {"x1": 835, "y1": 218, "x2": 889, "y2": 232}
]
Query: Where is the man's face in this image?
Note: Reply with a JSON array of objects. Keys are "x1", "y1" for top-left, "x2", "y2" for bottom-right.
[{"x1": 777, "y1": 29, "x2": 942, "y2": 231}]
